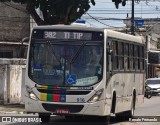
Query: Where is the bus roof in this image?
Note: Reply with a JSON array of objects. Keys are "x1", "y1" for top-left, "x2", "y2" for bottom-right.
[
  {"x1": 32, "y1": 25, "x2": 104, "y2": 32},
  {"x1": 105, "y1": 29, "x2": 144, "y2": 44}
]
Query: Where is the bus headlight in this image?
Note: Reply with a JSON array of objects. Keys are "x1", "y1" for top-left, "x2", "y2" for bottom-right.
[
  {"x1": 26, "y1": 87, "x2": 39, "y2": 101},
  {"x1": 29, "y1": 92, "x2": 38, "y2": 100},
  {"x1": 88, "y1": 89, "x2": 104, "y2": 103}
]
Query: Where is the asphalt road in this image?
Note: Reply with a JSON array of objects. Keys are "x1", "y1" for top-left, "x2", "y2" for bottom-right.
[{"x1": 1, "y1": 96, "x2": 160, "y2": 125}]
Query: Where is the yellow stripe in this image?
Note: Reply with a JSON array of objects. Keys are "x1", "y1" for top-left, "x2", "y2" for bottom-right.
[
  {"x1": 40, "y1": 85, "x2": 48, "y2": 89},
  {"x1": 40, "y1": 93, "x2": 47, "y2": 101}
]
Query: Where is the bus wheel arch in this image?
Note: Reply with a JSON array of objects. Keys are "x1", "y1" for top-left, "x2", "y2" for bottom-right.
[{"x1": 111, "y1": 91, "x2": 116, "y2": 114}]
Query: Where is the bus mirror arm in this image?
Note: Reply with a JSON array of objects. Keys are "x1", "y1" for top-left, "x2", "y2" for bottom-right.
[
  {"x1": 19, "y1": 37, "x2": 29, "y2": 58},
  {"x1": 108, "y1": 49, "x2": 113, "y2": 55},
  {"x1": 110, "y1": 70, "x2": 112, "y2": 76},
  {"x1": 108, "y1": 49, "x2": 113, "y2": 62},
  {"x1": 21, "y1": 37, "x2": 29, "y2": 43}
]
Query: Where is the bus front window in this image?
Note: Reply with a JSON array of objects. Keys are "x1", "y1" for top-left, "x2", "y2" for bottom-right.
[{"x1": 28, "y1": 41, "x2": 103, "y2": 86}]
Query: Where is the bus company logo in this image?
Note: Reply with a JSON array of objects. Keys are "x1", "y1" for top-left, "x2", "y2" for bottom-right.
[
  {"x1": 61, "y1": 97, "x2": 65, "y2": 101},
  {"x1": 2, "y1": 117, "x2": 11, "y2": 122},
  {"x1": 60, "y1": 95, "x2": 66, "y2": 102}
]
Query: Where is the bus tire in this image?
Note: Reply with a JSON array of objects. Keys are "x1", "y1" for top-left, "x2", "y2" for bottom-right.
[
  {"x1": 126, "y1": 94, "x2": 136, "y2": 118},
  {"x1": 39, "y1": 113, "x2": 50, "y2": 123},
  {"x1": 65, "y1": 116, "x2": 72, "y2": 119},
  {"x1": 111, "y1": 92, "x2": 116, "y2": 114},
  {"x1": 146, "y1": 94, "x2": 152, "y2": 99}
]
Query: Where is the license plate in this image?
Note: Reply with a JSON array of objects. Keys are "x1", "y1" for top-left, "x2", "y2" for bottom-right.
[{"x1": 56, "y1": 109, "x2": 69, "y2": 114}]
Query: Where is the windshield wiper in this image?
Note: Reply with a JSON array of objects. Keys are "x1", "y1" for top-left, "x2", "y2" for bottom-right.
[
  {"x1": 70, "y1": 42, "x2": 86, "y2": 64},
  {"x1": 47, "y1": 41, "x2": 61, "y2": 63},
  {"x1": 68, "y1": 42, "x2": 86, "y2": 75}
]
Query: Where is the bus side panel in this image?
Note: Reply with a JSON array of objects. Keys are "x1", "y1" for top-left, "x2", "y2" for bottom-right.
[{"x1": 105, "y1": 72, "x2": 144, "y2": 115}]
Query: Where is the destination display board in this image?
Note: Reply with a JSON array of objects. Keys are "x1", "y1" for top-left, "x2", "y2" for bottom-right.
[
  {"x1": 32, "y1": 29, "x2": 103, "y2": 41},
  {"x1": 44, "y1": 31, "x2": 92, "y2": 40}
]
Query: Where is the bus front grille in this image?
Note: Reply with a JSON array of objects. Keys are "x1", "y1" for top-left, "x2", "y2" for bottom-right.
[
  {"x1": 38, "y1": 89, "x2": 91, "y2": 95},
  {"x1": 42, "y1": 103, "x2": 84, "y2": 113}
]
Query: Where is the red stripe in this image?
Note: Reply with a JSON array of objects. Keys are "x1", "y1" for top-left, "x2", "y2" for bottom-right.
[{"x1": 53, "y1": 94, "x2": 60, "y2": 102}]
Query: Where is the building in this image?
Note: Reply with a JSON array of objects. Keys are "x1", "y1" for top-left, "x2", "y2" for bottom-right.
[
  {"x1": 0, "y1": 2, "x2": 29, "y2": 58},
  {"x1": 0, "y1": 2, "x2": 30, "y2": 104}
]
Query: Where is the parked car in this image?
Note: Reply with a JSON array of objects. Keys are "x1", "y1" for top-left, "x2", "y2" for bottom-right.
[
  {"x1": 144, "y1": 85, "x2": 152, "y2": 99},
  {"x1": 146, "y1": 78, "x2": 160, "y2": 96}
]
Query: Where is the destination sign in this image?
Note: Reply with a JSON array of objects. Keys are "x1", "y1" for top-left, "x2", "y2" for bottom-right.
[
  {"x1": 32, "y1": 29, "x2": 103, "y2": 41},
  {"x1": 43, "y1": 31, "x2": 92, "y2": 40}
]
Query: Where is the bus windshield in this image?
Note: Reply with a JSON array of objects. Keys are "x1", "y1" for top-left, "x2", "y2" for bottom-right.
[{"x1": 28, "y1": 40, "x2": 103, "y2": 86}]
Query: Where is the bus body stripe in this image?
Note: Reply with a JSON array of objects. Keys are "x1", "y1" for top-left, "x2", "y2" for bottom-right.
[
  {"x1": 40, "y1": 85, "x2": 48, "y2": 89},
  {"x1": 48, "y1": 86, "x2": 53, "y2": 89},
  {"x1": 40, "y1": 93, "x2": 47, "y2": 101},
  {"x1": 47, "y1": 94, "x2": 53, "y2": 102},
  {"x1": 53, "y1": 94, "x2": 60, "y2": 102},
  {"x1": 60, "y1": 94, "x2": 66, "y2": 102}
]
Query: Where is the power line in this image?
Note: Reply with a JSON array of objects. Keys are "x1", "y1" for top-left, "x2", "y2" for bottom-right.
[
  {"x1": 86, "y1": 13, "x2": 119, "y2": 28},
  {"x1": 88, "y1": 12, "x2": 160, "y2": 14},
  {"x1": 89, "y1": 9, "x2": 158, "y2": 11}
]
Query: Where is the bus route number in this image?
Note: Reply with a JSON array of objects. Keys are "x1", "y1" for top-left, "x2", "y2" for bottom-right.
[{"x1": 77, "y1": 98, "x2": 85, "y2": 103}]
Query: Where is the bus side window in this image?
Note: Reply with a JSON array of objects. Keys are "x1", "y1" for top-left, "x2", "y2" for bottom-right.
[
  {"x1": 112, "y1": 41, "x2": 119, "y2": 70},
  {"x1": 118, "y1": 42, "x2": 124, "y2": 70},
  {"x1": 124, "y1": 43, "x2": 129, "y2": 70},
  {"x1": 134, "y1": 45, "x2": 139, "y2": 70},
  {"x1": 129, "y1": 44, "x2": 134, "y2": 70}
]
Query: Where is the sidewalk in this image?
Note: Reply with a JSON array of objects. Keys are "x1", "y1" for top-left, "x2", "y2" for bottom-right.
[{"x1": 0, "y1": 104, "x2": 25, "y2": 114}]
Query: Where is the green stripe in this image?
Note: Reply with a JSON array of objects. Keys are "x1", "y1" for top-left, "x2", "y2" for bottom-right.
[
  {"x1": 47, "y1": 86, "x2": 53, "y2": 89},
  {"x1": 47, "y1": 94, "x2": 53, "y2": 102}
]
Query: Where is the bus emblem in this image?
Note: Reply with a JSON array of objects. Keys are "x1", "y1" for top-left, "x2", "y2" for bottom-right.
[{"x1": 60, "y1": 95, "x2": 66, "y2": 102}]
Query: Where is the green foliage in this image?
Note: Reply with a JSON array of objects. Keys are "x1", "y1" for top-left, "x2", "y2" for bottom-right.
[
  {"x1": 112, "y1": 0, "x2": 127, "y2": 9},
  {"x1": 0, "y1": 0, "x2": 96, "y2": 25}
]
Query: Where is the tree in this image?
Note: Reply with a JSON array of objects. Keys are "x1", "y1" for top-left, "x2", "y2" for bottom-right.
[
  {"x1": 0, "y1": 0, "x2": 126, "y2": 25},
  {"x1": 0, "y1": 0, "x2": 96, "y2": 25},
  {"x1": 112, "y1": 0, "x2": 127, "y2": 9}
]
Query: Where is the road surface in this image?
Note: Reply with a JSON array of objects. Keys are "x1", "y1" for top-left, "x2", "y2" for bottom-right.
[{"x1": 0, "y1": 96, "x2": 160, "y2": 125}]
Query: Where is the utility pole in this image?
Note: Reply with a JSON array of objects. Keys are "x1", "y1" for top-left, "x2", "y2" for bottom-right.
[
  {"x1": 131, "y1": 0, "x2": 135, "y2": 35},
  {"x1": 146, "y1": 35, "x2": 148, "y2": 79}
]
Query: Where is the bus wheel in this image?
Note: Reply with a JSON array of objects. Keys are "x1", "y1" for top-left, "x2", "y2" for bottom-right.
[
  {"x1": 106, "y1": 115, "x2": 110, "y2": 124},
  {"x1": 126, "y1": 98, "x2": 135, "y2": 118},
  {"x1": 39, "y1": 113, "x2": 50, "y2": 123}
]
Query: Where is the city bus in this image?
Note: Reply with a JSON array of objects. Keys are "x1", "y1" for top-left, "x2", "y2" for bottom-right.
[{"x1": 24, "y1": 25, "x2": 145, "y2": 122}]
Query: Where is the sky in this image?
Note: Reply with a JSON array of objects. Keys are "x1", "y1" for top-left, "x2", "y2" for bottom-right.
[{"x1": 81, "y1": 0, "x2": 160, "y2": 28}]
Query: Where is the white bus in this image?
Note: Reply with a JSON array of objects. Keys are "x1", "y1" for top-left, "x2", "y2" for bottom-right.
[{"x1": 25, "y1": 25, "x2": 145, "y2": 122}]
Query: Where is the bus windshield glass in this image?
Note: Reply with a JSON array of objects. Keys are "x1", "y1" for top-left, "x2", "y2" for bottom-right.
[{"x1": 28, "y1": 40, "x2": 103, "y2": 86}]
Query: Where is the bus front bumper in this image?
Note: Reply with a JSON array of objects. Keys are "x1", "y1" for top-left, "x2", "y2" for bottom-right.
[{"x1": 25, "y1": 97, "x2": 108, "y2": 116}]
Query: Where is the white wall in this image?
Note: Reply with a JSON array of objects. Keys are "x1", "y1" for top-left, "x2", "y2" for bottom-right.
[
  {"x1": 9, "y1": 65, "x2": 26, "y2": 104},
  {"x1": 0, "y1": 65, "x2": 6, "y2": 104},
  {"x1": 0, "y1": 59, "x2": 26, "y2": 104}
]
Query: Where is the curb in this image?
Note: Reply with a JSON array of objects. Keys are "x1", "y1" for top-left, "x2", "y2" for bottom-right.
[
  {"x1": 0, "y1": 104, "x2": 25, "y2": 114},
  {"x1": 0, "y1": 111, "x2": 25, "y2": 114}
]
